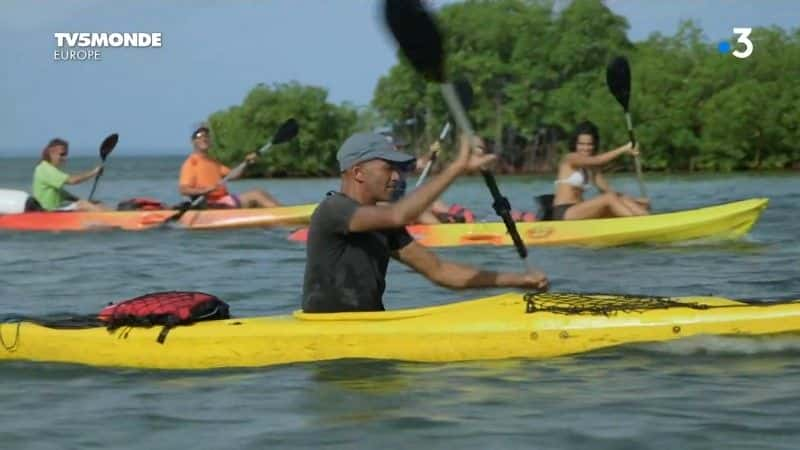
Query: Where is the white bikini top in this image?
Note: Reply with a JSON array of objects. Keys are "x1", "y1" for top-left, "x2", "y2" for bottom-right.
[{"x1": 555, "y1": 168, "x2": 591, "y2": 189}]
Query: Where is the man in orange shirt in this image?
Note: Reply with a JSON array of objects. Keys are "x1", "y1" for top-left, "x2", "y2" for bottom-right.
[{"x1": 178, "y1": 126, "x2": 281, "y2": 208}]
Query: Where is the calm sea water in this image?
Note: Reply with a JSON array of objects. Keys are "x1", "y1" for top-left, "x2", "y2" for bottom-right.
[{"x1": 0, "y1": 156, "x2": 798, "y2": 449}]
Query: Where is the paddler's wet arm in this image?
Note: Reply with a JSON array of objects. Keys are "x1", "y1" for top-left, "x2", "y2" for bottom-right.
[
  {"x1": 224, "y1": 161, "x2": 246, "y2": 180},
  {"x1": 65, "y1": 166, "x2": 101, "y2": 185},
  {"x1": 226, "y1": 166, "x2": 246, "y2": 180},
  {"x1": 433, "y1": 265, "x2": 545, "y2": 289},
  {"x1": 395, "y1": 241, "x2": 506, "y2": 289},
  {"x1": 416, "y1": 209, "x2": 443, "y2": 225},
  {"x1": 224, "y1": 153, "x2": 256, "y2": 180},
  {"x1": 568, "y1": 144, "x2": 632, "y2": 168},
  {"x1": 393, "y1": 162, "x2": 464, "y2": 221},
  {"x1": 349, "y1": 163, "x2": 462, "y2": 231}
]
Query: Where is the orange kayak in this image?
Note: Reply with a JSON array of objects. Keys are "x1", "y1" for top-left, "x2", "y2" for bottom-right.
[
  {"x1": 288, "y1": 199, "x2": 767, "y2": 247},
  {"x1": 0, "y1": 204, "x2": 316, "y2": 232}
]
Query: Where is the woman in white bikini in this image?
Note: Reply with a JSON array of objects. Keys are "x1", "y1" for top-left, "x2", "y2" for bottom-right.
[{"x1": 552, "y1": 121, "x2": 650, "y2": 220}]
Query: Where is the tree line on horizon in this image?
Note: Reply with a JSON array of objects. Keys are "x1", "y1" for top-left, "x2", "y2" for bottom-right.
[{"x1": 205, "y1": 0, "x2": 800, "y2": 177}]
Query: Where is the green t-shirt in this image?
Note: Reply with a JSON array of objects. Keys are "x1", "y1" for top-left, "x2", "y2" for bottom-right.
[{"x1": 32, "y1": 161, "x2": 70, "y2": 210}]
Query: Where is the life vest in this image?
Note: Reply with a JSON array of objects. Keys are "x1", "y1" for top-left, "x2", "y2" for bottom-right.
[
  {"x1": 511, "y1": 210, "x2": 536, "y2": 222},
  {"x1": 534, "y1": 194, "x2": 555, "y2": 221},
  {"x1": 98, "y1": 291, "x2": 230, "y2": 343},
  {"x1": 116, "y1": 197, "x2": 168, "y2": 211},
  {"x1": 434, "y1": 204, "x2": 476, "y2": 223}
]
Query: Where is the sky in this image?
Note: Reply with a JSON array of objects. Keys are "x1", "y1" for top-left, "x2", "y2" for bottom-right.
[{"x1": 1, "y1": 0, "x2": 798, "y2": 156}]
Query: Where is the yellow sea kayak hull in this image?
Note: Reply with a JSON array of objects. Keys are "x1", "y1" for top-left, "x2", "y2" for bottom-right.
[
  {"x1": 2, "y1": 291, "x2": 799, "y2": 370},
  {"x1": 408, "y1": 198, "x2": 768, "y2": 247},
  {"x1": 290, "y1": 198, "x2": 767, "y2": 247}
]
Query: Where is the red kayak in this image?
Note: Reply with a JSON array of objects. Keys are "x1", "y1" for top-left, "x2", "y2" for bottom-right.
[{"x1": 0, "y1": 203, "x2": 316, "y2": 232}]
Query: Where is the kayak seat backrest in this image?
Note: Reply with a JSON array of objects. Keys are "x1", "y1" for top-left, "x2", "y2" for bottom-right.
[
  {"x1": 25, "y1": 196, "x2": 44, "y2": 212},
  {"x1": 535, "y1": 194, "x2": 554, "y2": 221}
]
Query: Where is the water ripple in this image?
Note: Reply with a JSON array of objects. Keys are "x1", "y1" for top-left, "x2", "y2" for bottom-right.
[{"x1": 0, "y1": 161, "x2": 799, "y2": 449}]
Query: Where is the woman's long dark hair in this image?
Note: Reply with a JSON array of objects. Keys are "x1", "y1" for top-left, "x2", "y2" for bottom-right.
[{"x1": 568, "y1": 121, "x2": 600, "y2": 151}]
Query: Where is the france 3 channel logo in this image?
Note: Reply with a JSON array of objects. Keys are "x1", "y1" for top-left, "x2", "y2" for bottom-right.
[{"x1": 718, "y1": 28, "x2": 753, "y2": 59}]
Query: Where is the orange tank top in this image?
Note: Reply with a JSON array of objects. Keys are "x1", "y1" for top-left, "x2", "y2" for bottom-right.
[{"x1": 179, "y1": 153, "x2": 231, "y2": 201}]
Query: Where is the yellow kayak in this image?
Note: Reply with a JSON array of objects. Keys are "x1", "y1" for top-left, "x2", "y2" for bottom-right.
[
  {"x1": 289, "y1": 198, "x2": 767, "y2": 247},
  {"x1": 2, "y1": 290, "x2": 799, "y2": 370},
  {"x1": 409, "y1": 198, "x2": 768, "y2": 247}
]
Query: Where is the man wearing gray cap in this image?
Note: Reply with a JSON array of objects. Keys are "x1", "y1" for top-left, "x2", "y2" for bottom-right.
[{"x1": 301, "y1": 132, "x2": 549, "y2": 313}]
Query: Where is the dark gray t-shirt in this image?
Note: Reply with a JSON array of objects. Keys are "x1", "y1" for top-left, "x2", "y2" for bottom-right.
[{"x1": 302, "y1": 192, "x2": 413, "y2": 313}]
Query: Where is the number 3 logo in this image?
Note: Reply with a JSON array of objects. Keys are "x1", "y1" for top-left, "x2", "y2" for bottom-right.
[{"x1": 732, "y1": 27, "x2": 753, "y2": 59}]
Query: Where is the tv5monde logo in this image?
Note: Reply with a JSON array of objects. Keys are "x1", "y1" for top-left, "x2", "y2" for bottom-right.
[{"x1": 718, "y1": 28, "x2": 753, "y2": 59}]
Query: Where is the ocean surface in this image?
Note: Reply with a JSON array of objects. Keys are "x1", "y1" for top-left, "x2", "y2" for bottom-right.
[{"x1": 0, "y1": 155, "x2": 798, "y2": 449}]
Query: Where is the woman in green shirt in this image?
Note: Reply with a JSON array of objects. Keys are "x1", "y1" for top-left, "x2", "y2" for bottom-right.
[{"x1": 32, "y1": 138, "x2": 107, "y2": 212}]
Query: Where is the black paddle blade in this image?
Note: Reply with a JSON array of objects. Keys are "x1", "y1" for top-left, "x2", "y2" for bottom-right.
[
  {"x1": 454, "y1": 78, "x2": 474, "y2": 111},
  {"x1": 606, "y1": 56, "x2": 631, "y2": 110},
  {"x1": 272, "y1": 118, "x2": 299, "y2": 145},
  {"x1": 384, "y1": 0, "x2": 445, "y2": 82},
  {"x1": 99, "y1": 133, "x2": 118, "y2": 160}
]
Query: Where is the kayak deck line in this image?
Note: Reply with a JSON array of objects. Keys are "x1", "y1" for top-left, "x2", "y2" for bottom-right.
[{"x1": 2, "y1": 290, "x2": 799, "y2": 370}]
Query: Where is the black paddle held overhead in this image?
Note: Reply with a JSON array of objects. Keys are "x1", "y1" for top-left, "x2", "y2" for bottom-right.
[
  {"x1": 453, "y1": 78, "x2": 474, "y2": 114},
  {"x1": 264, "y1": 118, "x2": 299, "y2": 148},
  {"x1": 606, "y1": 56, "x2": 648, "y2": 200},
  {"x1": 434, "y1": 78, "x2": 474, "y2": 143},
  {"x1": 163, "y1": 118, "x2": 299, "y2": 226},
  {"x1": 384, "y1": 0, "x2": 531, "y2": 267},
  {"x1": 417, "y1": 77, "x2": 474, "y2": 187},
  {"x1": 87, "y1": 133, "x2": 119, "y2": 201},
  {"x1": 384, "y1": 0, "x2": 446, "y2": 82}
]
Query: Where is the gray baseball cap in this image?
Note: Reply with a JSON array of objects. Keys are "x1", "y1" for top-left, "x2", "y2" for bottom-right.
[
  {"x1": 378, "y1": 130, "x2": 409, "y2": 149},
  {"x1": 337, "y1": 132, "x2": 416, "y2": 172}
]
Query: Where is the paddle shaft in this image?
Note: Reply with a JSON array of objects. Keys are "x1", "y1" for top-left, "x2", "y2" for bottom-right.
[
  {"x1": 415, "y1": 122, "x2": 451, "y2": 187},
  {"x1": 86, "y1": 133, "x2": 119, "y2": 202},
  {"x1": 223, "y1": 141, "x2": 274, "y2": 185},
  {"x1": 441, "y1": 83, "x2": 530, "y2": 267},
  {"x1": 624, "y1": 112, "x2": 648, "y2": 199},
  {"x1": 87, "y1": 166, "x2": 103, "y2": 202},
  {"x1": 439, "y1": 122, "x2": 452, "y2": 141}
]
